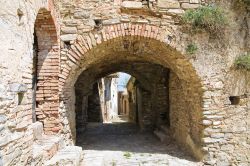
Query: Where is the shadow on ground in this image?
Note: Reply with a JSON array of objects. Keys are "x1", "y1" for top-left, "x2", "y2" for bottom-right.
[{"x1": 76, "y1": 122, "x2": 197, "y2": 162}]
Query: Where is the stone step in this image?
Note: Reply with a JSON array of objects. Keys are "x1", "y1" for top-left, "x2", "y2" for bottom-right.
[
  {"x1": 31, "y1": 121, "x2": 44, "y2": 140},
  {"x1": 154, "y1": 130, "x2": 167, "y2": 142},
  {"x1": 33, "y1": 135, "x2": 65, "y2": 162},
  {"x1": 45, "y1": 146, "x2": 84, "y2": 166}
]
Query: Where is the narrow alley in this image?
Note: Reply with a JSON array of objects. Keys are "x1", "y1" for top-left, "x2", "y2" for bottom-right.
[{"x1": 77, "y1": 116, "x2": 201, "y2": 166}]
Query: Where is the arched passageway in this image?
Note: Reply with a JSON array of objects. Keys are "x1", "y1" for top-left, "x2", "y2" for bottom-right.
[
  {"x1": 74, "y1": 62, "x2": 170, "y2": 131},
  {"x1": 59, "y1": 26, "x2": 205, "y2": 161}
]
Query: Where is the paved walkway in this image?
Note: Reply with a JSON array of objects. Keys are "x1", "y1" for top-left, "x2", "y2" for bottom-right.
[{"x1": 76, "y1": 122, "x2": 202, "y2": 166}]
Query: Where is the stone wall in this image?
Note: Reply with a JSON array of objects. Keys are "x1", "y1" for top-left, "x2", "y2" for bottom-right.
[
  {"x1": 0, "y1": 0, "x2": 60, "y2": 165},
  {"x1": 169, "y1": 71, "x2": 204, "y2": 159},
  {"x1": 57, "y1": 0, "x2": 250, "y2": 164},
  {"x1": 0, "y1": 0, "x2": 249, "y2": 165}
]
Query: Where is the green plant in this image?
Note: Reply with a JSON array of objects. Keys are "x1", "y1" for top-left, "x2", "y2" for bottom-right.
[
  {"x1": 186, "y1": 43, "x2": 198, "y2": 55},
  {"x1": 123, "y1": 152, "x2": 132, "y2": 159},
  {"x1": 110, "y1": 160, "x2": 116, "y2": 166},
  {"x1": 235, "y1": 53, "x2": 250, "y2": 71},
  {"x1": 182, "y1": 5, "x2": 227, "y2": 34}
]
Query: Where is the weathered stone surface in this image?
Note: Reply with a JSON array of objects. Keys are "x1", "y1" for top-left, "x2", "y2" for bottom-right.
[
  {"x1": 74, "y1": 11, "x2": 90, "y2": 19},
  {"x1": 0, "y1": 0, "x2": 249, "y2": 166},
  {"x1": 122, "y1": 1, "x2": 142, "y2": 9},
  {"x1": 9, "y1": 83, "x2": 27, "y2": 92},
  {"x1": 61, "y1": 27, "x2": 78, "y2": 34},
  {"x1": 181, "y1": 3, "x2": 200, "y2": 9},
  {"x1": 45, "y1": 146, "x2": 83, "y2": 166},
  {"x1": 60, "y1": 34, "x2": 77, "y2": 41},
  {"x1": 31, "y1": 122, "x2": 43, "y2": 140},
  {"x1": 0, "y1": 115, "x2": 7, "y2": 124},
  {"x1": 190, "y1": 0, "x2": 200, "y2": 3},
  {"x1": 167, "y1": 9, "x2": 185, "y2": 15},
  {"x1": 202, "y1": 120, "x2": 212, "y2": 126},
  {"x1": 158, "y1": 0, "x2": 180, "y2": 9},
  {"x1": 102, "y1": 19, "x2": 120, "y2": 25},
  {"x1": 0, "y1": 124, "x2": 4, "y2": 131}
]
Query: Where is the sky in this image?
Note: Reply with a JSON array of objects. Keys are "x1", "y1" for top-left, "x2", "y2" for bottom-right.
[{"x1": 117, "y1": 72, "x2": 131, "y2": 91}]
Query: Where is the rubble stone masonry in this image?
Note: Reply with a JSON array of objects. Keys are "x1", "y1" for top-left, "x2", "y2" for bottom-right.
[{"x1": 0, "y1": 0, "x2": 249, "y2": 165}]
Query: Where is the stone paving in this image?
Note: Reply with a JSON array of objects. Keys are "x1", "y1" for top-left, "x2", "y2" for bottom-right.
[{"x1": 76, "y1": 121, "x2": 202, "y2": 166}]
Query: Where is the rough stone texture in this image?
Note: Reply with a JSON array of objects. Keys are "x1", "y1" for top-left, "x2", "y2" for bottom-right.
[
  {"x1": 158, "y1": 0, "x2": 180, "y2": 9},
  {"x1": 77, "y1": 122, "x2": 202, "y2": 166},
  {"x1": 45, "y1": 146, "x2": 83, "y2": 166},
  {"x1": 122, "y1": 1, "x2": 143, "y2": 9},
  {"x1": 0, "y1": 0, "x2": 249, "y2": 166},
  {"x1": 0, "y1": 0, "x2": 60, "y2": 165}
]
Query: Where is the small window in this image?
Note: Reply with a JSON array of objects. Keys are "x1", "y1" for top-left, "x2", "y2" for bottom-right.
[
  {"x1": 229, "y1": 96, "x2": 240, "y2": 105},
  {"x1": 94, "y1": 19, "x2": 102, "y2": 29},
  {"x1": 18, "y1": 92, "x2": 24, "y2": 105},
  {"x1": 64, "y1": 41, "x2": 71, "y2": 49}
]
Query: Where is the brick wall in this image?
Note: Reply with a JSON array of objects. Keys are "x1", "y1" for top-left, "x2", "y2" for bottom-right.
[{"x1": 35, "y1": 9, "x2": 60, "y2": 134}]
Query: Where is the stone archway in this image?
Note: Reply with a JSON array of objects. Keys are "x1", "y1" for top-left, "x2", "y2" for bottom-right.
[{"x1": 59, "y1": 24, "x2": 205, "y2": 160}]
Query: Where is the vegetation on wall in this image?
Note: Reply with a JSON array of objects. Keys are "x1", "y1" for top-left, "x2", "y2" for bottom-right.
[
  {"x1": 186, "y1": 43, "x2": 198, "y2": 55},
  {"x1": 235, "y1": 53, "x2": 250, "y2": 71},
  {"x1": 238, "y1": 0, "x2": 250, "y2": 6},
  {"x1": 182, "y1": 5, "x2": 227, "y2": 34}
]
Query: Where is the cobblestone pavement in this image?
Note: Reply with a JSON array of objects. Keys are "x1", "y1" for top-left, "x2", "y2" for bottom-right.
[{"x1": 76, "y1": 122, "x2": 202, "y2": 166}]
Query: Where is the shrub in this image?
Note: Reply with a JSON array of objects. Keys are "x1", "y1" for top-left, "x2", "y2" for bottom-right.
[
  {"x1": 235, "y1": 53, "x2": 250, "y2": 71},
  {"x1": 182, "y1": 5, "x2": 227, "y2": 34},
  {"x1": 186, "y1": 43, "x2": 198, "y2": 55}
]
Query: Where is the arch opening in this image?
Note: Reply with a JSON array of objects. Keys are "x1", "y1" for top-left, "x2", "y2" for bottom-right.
[
  {"x1": 33, "y1": 8, "x2": 60, "y2": 133},
  {"x1": 60, "y1": 35, "x2": 204, "y2": 160}
]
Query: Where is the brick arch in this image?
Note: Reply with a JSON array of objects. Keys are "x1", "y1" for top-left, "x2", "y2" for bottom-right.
[
  {"x1": 33, "y1": 6, "x2": 60, "y2": 134},
  {"x1": 34, "y1": 0, "x2": 59, "y2": 34},
  {"x1": 60, "y1": 24, "x2": 202, "y2": 91},
  {"x1": 59, "y1": 23, "x2": 205, "y2": 160}
]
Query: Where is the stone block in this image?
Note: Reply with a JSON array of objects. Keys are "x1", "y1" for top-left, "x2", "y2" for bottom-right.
[
  {"x1": 0, "y1": 115, "x2": 7, "y2": 124},
  {"x1": 7, "y1": 121, "x2": 16, "y2": 129},
  {"x1": 60, "y1": 34, "x2": 77, "y2": 42},
  {"x1": 9, "y1": 83, "x2": 27, "y2": 93},
  {"x1": 181, "y1": 3, "x2": 200, "y2": 9},
  {"x1": 202, "y1": 120, "x2": 212, "y2": 126},
  {"x1": 211, "y1": 133, "x2": 224, "y2": 138},
  {"x1": 61, "y1": 27, "x2": 77, "y2": 34},
  {"x1": 190, "y1": 0, "x2": 200, "y2": 3},
  {"x1": 73, "y1": 11, "x2": 90, "y2": 19},
  {"x1": 203, "y1": 137, "x2": 221, "y2": 143},
  {"x1": 102, "y1": 19, "x2": 120, "y2": 25},
  {"x1": 16, "y1": 120, "x2": 30, "y2": 130},
  {"x1": 31, "y1": 122, "x2": 44, "y2": 140},
  {"x1": 167, "y1": 9, "x2": 185, "y2": 15},
  {"x1": 122, "y1": 1, "x2": 143, "y2": 9},
  {"x1": 0, "y1": 124, "x2": 4, "y2": 132},
  {"x1": 158, "y1": 0, "x2": 180, "y2": 9}
]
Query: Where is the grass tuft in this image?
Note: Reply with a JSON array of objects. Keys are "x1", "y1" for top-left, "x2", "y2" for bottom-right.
[
  {"x1": 235, "y1": 53, "x2": 250, "y2": 71},
  {"x1": 123, "y1": 152, "x2": 132, "y2": 159},
  {"x1": 186, "y1": 43, "x2": 198, "y2": 55},
  {"x1": 182, "y1": 5, "x2": 227, "y2": 34}
]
